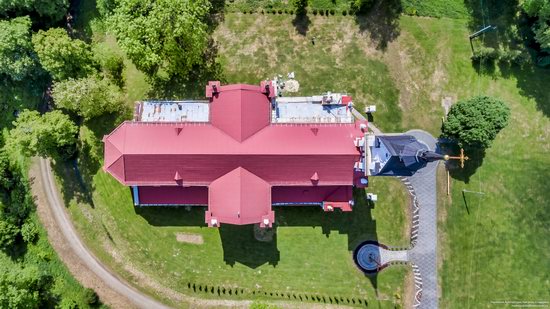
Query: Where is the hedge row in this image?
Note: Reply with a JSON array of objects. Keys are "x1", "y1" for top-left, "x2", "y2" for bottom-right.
[
  {"x1": 185, "y1": 282, "x2": 369, "y2": 306},
  {"x1": 236, "y1": 9, "x2": 352, "y2": 16}
]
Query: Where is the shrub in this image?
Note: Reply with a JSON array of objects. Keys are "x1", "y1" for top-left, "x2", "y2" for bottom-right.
[
  {"x1": 471, "y1": 47, "x2": 498, "y2": 64},
  {"x1": 83, "y1": 288, "x2": 99, "y2": 305},
  {"x1": 278, "y1": 9, "x2": 283, "y2": 14},
  {"x1": 21, "y1": 220, "x2": 38, "y2": 243},
  {"x1": 313, "y1": 9, "x2": 318, "y2": 15},
  {"x1": 442, "y1": 95, "x2": 510, "y2": 148},
  {"x1": 325, "y1": 9, "x2": 329, "y2": 15},
  {"x1": 342, "y1": 10, "x2": 347, "y2": 16},
  {"x1": 319, "y1": 10, "x2": 324, "y2": 15},
  {"x1": 330, "y1": 9, "x2": 335, "y2": 15},
  {"x1": 499, "y1": 49, "x2": 529, "y2": 66}
]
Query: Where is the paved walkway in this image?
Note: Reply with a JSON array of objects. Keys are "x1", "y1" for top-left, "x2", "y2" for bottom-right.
[{"x1": 353, "y1": 109, "x2": 439, "y2": 309}]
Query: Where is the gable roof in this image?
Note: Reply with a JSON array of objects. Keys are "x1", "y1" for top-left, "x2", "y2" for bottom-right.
[
  {"x1": 208, "y1": 167, "x2": 272, "y2": 225},
  {"x1": 210, "y1": 84, "x2": 271, "y2": 142}
]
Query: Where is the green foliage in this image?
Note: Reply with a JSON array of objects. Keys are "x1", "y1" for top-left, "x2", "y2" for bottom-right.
[
  {"x1": 108, "y1": 0, "x2": 211, "y2": 79},
  {"x1": 293, "y1": 0, "x2": 308, "y2": 15},
  {"x1": 0, "y1": 0, "x2": 69, "y2": 22},
  {"x1": 8, "y1": 110, "x2": 78, "y2": 159},
  {"x1": 471, "y1": 47, "x2": 498, "y2": 64},
  {"x1": 0, "y1": 263, "x2": 54, "y2": 308},
  {"x1": 442, "y1": 96, "x2": 510, "y2": 148},
  {"x1": 32, "y1": 28, "x2": 96, "y2": 81},
  {"x1": 0, "y1": 16, "x2": 38, "y2": 81},
  {"x1": 521, "y1": 0, "x2": 550, "y2": 49},
  {"x1": 401, "y1": 0, "x2": 468, "y2": 18},
  {"x1": 52, "y1": 76, "x2": 124, "y2": 120},
  {"x1": 21, "y1": 220, "x2": 38, "y2": 243},
  {"x1": 96, "y1": 0, "x2": 117, "y2": 16},
  {"x1": 93, "y1": 43, "x2": 126, "y2": 87},
  {"x1": 83, "y1": 287, "x2": 99, "y2": 305},
  {"x1": 0, "y1": 219, "x2": 18, "y2": 250}
]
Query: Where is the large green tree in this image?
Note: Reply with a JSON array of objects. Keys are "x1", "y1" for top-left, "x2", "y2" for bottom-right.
[
  {"x1": 7, "y1": 110, "x2": 78, "y2": 158},
  {"x1": 52, "y1": 76, "x2": 124, "y2": 120},
  {"x1": 109, "y1": 0, "x2": 211, "y2": 79},
  {"x1": 442, "y1": 96, "x2": 510, "y2": 148},
  {"x1": 0, "y1": 264, "x2": 53, "y2": 308},
  {"x1": 0, "y1": 16, "x2": 38, "y2": 81},
  {"x1": 0, "y1": 0, "x2": 68, "y2": 22},
  {"x1": 521, "y1": 0, "x2": 550, "y2": 49},
  {"x1": 32, "y1": 28, "x2": 95, "y2": 81}
]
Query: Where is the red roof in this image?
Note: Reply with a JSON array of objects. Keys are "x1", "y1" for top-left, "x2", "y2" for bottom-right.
[
  {"x1": 210, "y1": 84, "x2": 271, "y2": 142},
  {"x1": 104, "y1": 82, "x2": 366, "y2": 226},
  {"x1": 208, "y1": 167, "x2": 273, "y2": 225}
]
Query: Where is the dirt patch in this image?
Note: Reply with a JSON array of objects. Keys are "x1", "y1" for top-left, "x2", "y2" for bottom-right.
[
  {"x1": 402, "y1": 266, "x2": 414, "y2": 309},
  {"x1": 176, "y1": 232, "x2": 204, "y2": 244},
  {"x1": 29, "y1": 159, "x2": 135, "y2": 309}
]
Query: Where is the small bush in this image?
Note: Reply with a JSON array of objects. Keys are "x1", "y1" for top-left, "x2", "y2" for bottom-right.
[
  {"x1": 84, "y1": 288, "x2": 99, "y2": 305},
  {"x1": 319, "y1": 10, "x2": 324, "y2": 15},
  {"x1": 284, "y1": 9, "x2": 288, "y2": 14},
  {"x1": 342, "y1": 10, "x2": 347, "y2": 16},
  {"x1": 330, "y1": 9, "x2": 335, "y2": 15},
  {"x1": 325, "y1": 9, "x2": 329, "y2": 15},
  {"x1": 471, "y1": 47, "x2": 498, "y2": 64},
  {"x1": 313, "y1": 9, "x2": 318, "y2": 15},
  {"x1": 289, "y1": 9, "x2": 294, "y2": 14},
  {"x1": 21, "y1": 220, "x2": 38, "y2": 243},
  {"x1": 278, "y1": 9, "x2": 283, "y2": 14}
]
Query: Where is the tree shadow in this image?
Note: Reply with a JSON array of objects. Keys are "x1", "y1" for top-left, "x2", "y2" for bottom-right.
[
  {"x1": 51, "y1": 159, "x2": 94, "y2": 208},
  {"x1": 463, "y1": 0, "x2": 522, "y2": 49},
  {"x1": 292, "y1": 14, "x2": 311, "y2": 36},
  {"x1": 219, "y1": 224, "x2": 280, "y2": 268},
  {"x1": 499, "y1": 64, "x2": 550, "y2": 117},
  {"x1": 354, "y1": 0, "x2": 402, "y2": 51},
  {"x1": 207, "y1": 0, "x2": 227, "y2": 30},
  {"x1": 441, "y1": 142, "x2": 486, "y2": 184},
  {"x1": 134, "y1": 189, "x2": 379, "y2": 270}
]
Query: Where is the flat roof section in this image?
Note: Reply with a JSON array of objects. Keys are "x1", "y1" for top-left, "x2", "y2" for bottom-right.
[
  {"x1": 136, "y1": 101, "x2": 210, "y2": 122},
  {"x1": 273, "y1": 96, "x2": 353, "y2": 124}
]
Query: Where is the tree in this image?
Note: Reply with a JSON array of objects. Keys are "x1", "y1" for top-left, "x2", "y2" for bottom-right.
[
  {"x1": 0, "y1": 264, "x2": 53, "y2": 308},
  {"x1": 0, "y1": 219, "x2": 19, "y2": 250},
  {"x1": 32, "y1": 28, "x2": 95, "y2": 80},
  {"x1": 108, "y1": 0, "x2": 211, "y2": 79},
  {"x1": 521, "y1": 0, "x2": 550, "y2": 48},
  {"x1": 0, "y1": 16, "x2": 38, "y2": 81},
  {"x1": 52, "y1": 76, "x2": 124, "y2": 120},
  {"x1": 8, "y1": 110, "x2": 78, "y2": 159},
  {"x1": 0, "y1": 0, "x2": 68, "y2": 23},
  {"x1": 442, "y1": 96, "x2": 510, "y2": 149}
]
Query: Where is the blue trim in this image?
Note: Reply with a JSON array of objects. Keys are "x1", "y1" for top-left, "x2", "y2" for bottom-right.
[{"x1": 132, "y1": 186, "x2": 140, "y2": 206}]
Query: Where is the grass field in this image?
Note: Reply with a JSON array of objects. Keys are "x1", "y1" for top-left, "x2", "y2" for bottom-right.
[{"x1": 57, "y1": 4, "x2": 550, "y2": 308}]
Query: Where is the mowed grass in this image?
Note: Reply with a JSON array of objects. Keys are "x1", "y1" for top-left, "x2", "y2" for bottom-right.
[{"x1": 215, "y1": 14, "x2": 403, "y2": 132}]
